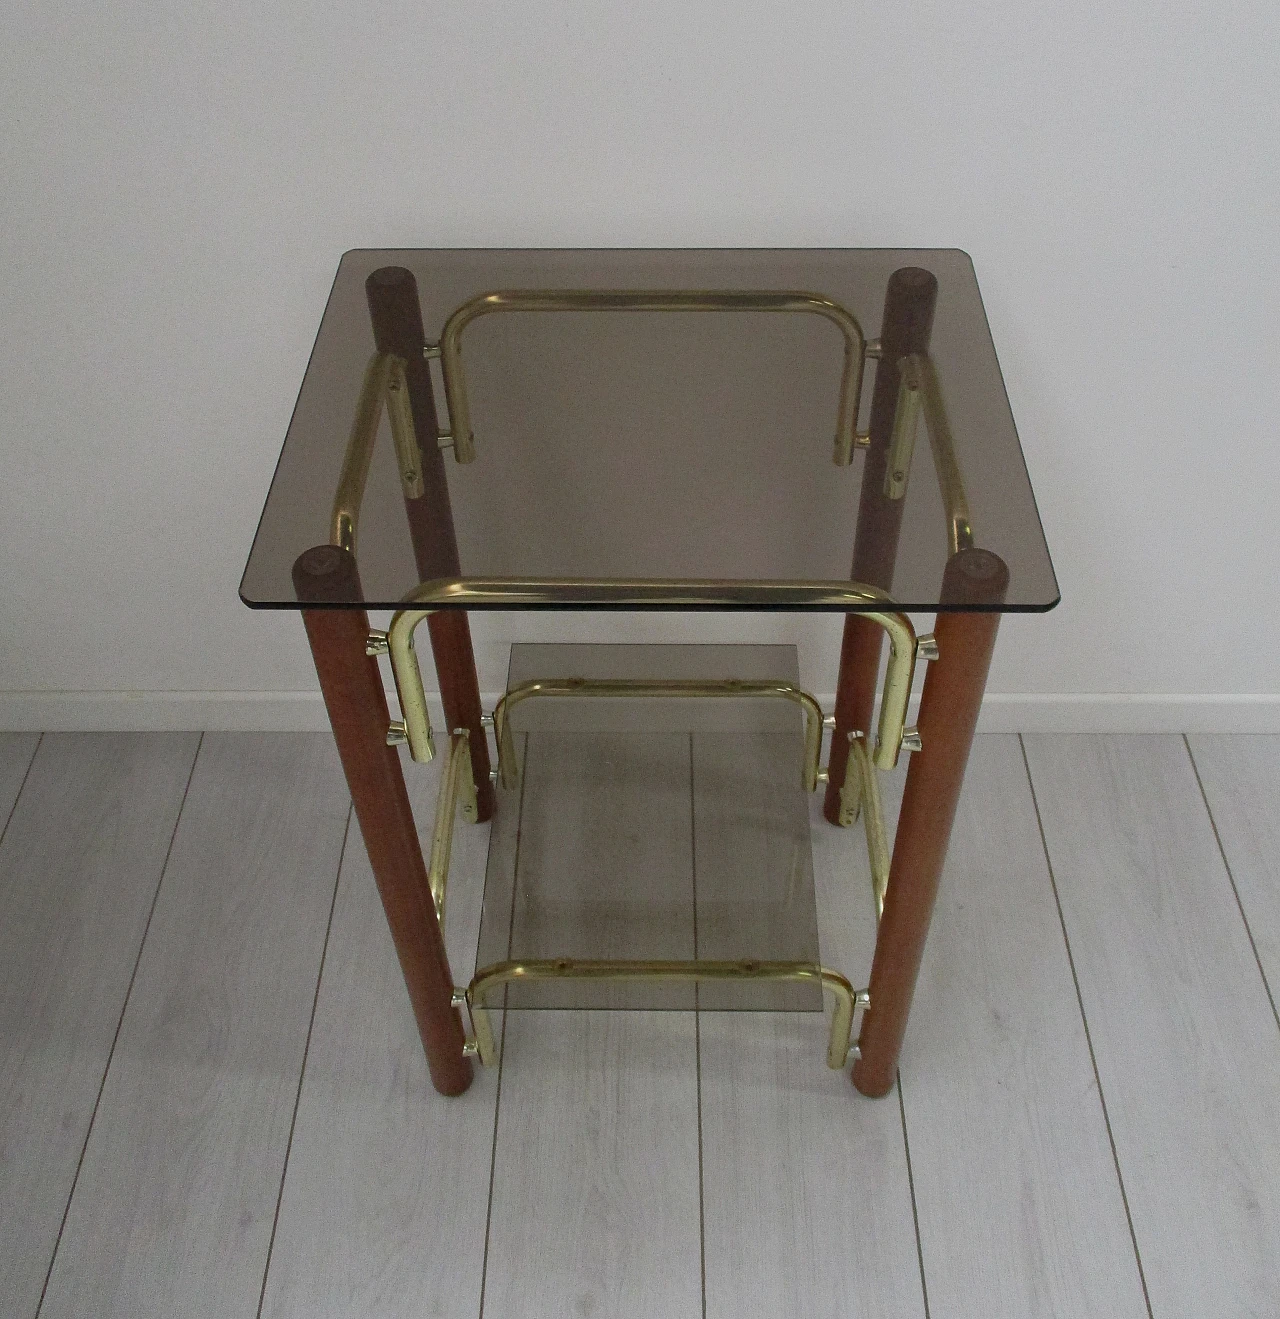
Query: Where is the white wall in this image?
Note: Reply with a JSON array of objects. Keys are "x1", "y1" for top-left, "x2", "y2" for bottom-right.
[{"x1": 2, "y1": 1, "x2": 1277, "y2": 730}]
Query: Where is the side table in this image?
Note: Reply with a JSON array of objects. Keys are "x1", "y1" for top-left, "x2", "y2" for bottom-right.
[{"x1": 241, "y1": 248, "x2": 1057, "y2": 1099}]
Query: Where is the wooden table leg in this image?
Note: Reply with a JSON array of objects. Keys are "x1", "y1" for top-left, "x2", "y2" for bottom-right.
[
  {"x1": 294, "y1": 545, "x2": 473, "y2": 1097},
  {"x1": 851, "y1": 548, "x2": 1008, "y2": 1097},
  {"x1": 365, "y1": 266, "x2": 495, "y2": 821},
  {"x1": 824, "y1": 267, "x2": 938, "y2": 825}
]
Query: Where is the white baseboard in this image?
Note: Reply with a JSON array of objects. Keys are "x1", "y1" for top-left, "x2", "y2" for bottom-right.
[{"x1": 1, "y1": 689, "x2": 1278, "y2": 734}]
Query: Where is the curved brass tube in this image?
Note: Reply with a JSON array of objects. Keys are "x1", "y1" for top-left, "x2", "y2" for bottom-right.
[
  {"x1": 386, "y1": 606, "x2": 435, "y2": 762},
  {"x1": 395, "y1": 577, "x2": 906, "y2": 610},
  {"x1": 491, "y1": 677, "x2": 825, "y2": 792},
  {"x1": 465, "y1": 958, "x2": 861, "y2": 1069},
  {"x1": 870, "y1": 605, "x2": 917, "y2": 770},
  {"x1": 388, "y1": 588, "x2": 915, "y2": 770},
  {"x1": 434, "y1": 288, "x2": 868, "y2": 466}
]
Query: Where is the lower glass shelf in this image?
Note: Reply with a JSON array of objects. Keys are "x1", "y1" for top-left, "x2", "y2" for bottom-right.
[{"x1": 473, "y1": 642, "x2": 824, "y2": 1012}]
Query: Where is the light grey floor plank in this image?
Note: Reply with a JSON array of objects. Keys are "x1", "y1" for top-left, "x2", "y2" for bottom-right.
[
  {"x1": 699, "y1": 1012, "x2": 924, "y2": 1319},
  {"x1": 0, "y1": 732, "x2": 40, "y2": 831},
  {"x1": 484, "y1": 1010, "x2": 702, "y2": 1319},
  {"x1": 38, "y1": 733, "x2": 351, "y2": 1319},
  {"x1": 0, "y1": 733, "x2": 199, "y2": 1319},
  {"x1": 260, "y1": 749, "x2": 500, "y2": 1319},
  {"x1": 699, "y1": 779, "x2": 925, "y2": 1319},
  {"x1": 1024, "y1": 734, "x2": 1280, "y2": 1319},
  {"x1": 1187, "y1": 734, "x2": 1280, "y2": 1022},
  {"x1": 898, "y1": 736, "x2": 1147, "y2": 1317}
]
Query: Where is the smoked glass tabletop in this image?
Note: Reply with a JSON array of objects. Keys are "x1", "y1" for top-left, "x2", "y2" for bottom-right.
[{"x1": 240, "y1": 248, "x2": 1056, "y2": 612}]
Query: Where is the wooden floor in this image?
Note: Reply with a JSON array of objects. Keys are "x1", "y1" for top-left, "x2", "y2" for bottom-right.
[{"x1": 2, "y1": 730, "x2": 1278, "y2": 1318}]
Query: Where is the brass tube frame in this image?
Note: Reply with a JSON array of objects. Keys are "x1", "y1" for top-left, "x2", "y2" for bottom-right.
[
  {"x1": 391, "y1": 577, "x2": 917, "y2": 613},
  {"x1": 899, "y1": 352, "x2": 974, "y2": 555},
  {"x1": 388, "y1": 595, "x2": 915, "y2": 770},
  {"x1": 846, "y1": 737, "x2": 891, "y2": 917},
  {"x1": 427, "y1": 731, "x2": 478, "y2": 924},
  {"x1": 330, "y1": 352, "x2": 423, "y2": 553},
  {"x1": 491, "y1": 677, "x2": 825, "y2": 792},
  {"x1": 433, "y1": 289, "x2": 869, "y2": 466},
  {"x1": 464, "y1": 959, "x2": 862, "y2": 1069},
  {"x1": 386, "y1": 607, "x2": 436, "y2": 762}
]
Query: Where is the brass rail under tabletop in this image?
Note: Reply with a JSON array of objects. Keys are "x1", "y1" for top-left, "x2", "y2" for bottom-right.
[
  {"x1": 427, "y1": 288, "x2": 870, "y2": 466},
  {"x1": 328, "y1": 287, "x2": 973, "y2": 563}
]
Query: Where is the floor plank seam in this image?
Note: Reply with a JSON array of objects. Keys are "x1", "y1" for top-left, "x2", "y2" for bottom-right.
[
  {"x1": 502, "y1": 734, "x2": 531, "y2": 963},
  {"x1": 32, "y1": 731, "x2": 204, "y2": 1319},
  {"x1": 480, "y1": 737, "x2": 525, "y2": 1319},
  {"x1": 694, "y1": 1003, "x2": 708, "y2": 1319},
  {"x1": 1183, "y1": 735, "x2": 1280, "y2": 1035},
  {"x1": 689, "y1": 735, "x2": 708, "y2": 1319},
  {"x1": 895, "y1": 1075, "x2": 932, "y2": 1319},
  {"x1": 0, "y1": 732, "x2": 41, "y2": 850},
  {"x1": 254, "y1": 802, "x2": 353, "y2": 1319},
  {"x1": 1018, "y1": 735, "x2": 1156, "y2": 1319},
  {"x1": 476, "y1": 1004, "x2": 509, "y2": 1319}
]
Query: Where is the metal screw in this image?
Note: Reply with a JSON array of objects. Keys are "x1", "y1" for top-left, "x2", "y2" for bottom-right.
[
  {"x1": 916, "y1": 633, "x2": 940, "y2": 662},
  {"x1": 901, "y1": 727, "x2": 923, "y2": 753},
  {"x1": 366, "y1": 631, "x2": 390, "y2": 657},
  {"x1": 386, "y1": 722, "x2": 408, "y2": 746}
]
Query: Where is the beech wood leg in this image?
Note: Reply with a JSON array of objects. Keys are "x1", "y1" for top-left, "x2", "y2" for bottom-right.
[
  {"x1": 824, "y1": 267, "x2": 938, "y2": 824},
  {"x1": 294, "y1": 545, "x2": 473, "y2": 1097},
  {"x1": 851, "y1": 548, "x2": 1008, "y2": 1097}
]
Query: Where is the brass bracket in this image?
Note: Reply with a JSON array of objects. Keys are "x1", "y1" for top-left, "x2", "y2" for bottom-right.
[
  {"x1": 330, "y1": 353, "x2": 424, "y2": 553},
  {"x1": 884, "y1": 366, "x2": 923, "y2": 500},
  {"x1": 425, "y1": 288, "x2": 870, "y2": 468},
  {"x1": 427, "y1": 731, "x2": 477, "y2": 924},
  {"x1": 451, "y1": 988, "x2": 482, "y2": 1058},
  {"x1": 848, "y1": 736, "x2": 891, "y2": 916},
  {"x1": 383, "y1": 608, "x2": 436, "y2": 762},
  {"x1": 898, "y1": 353, "x2": 974, "y2": 554},
  {"x1": 850, "y1": 989, "x2": 872, "y2": 1060},
  {"x1": 385, "y1": 358, "x2": 425, "y2": 500},
  {"x1": 465, "y1": 959, "x2": 862, "y2": 1070}
]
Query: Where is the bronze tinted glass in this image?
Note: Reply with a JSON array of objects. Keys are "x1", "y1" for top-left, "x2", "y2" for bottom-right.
[
  {"x1": 241, "y1": 249, "x2": 1057, "y2": 612},
  {"x1": 474, "y1": 643, "x2": 824, "y2": 1011}
]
